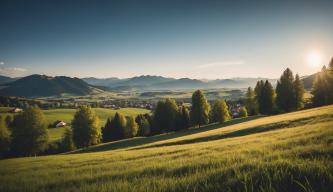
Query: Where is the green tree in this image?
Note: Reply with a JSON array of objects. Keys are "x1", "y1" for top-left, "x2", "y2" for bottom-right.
[
  {"x1": 11, "y1": 106, "x2": 49, "y2": 156},
  {"x1": 60, "y1": 128, "x2": 76, "y2": 152},
  {"x1": 311, "y1": 66, "x2": 331, "y2": 106},
  {"x1": 175, "y1": 106, "x2": 190, "y2": 130},
  {"x1": 245, "y1": 87, "x2": 258, "y2": 115},
  {"x1": 261, "y1": 80, "x2": 275, "y2": 114},
  {"x1": 153, "y1": 98, "x2": 178, "y2": 133},
  {"x1": 210, "y1": 99, "x2": 231, "y2": 123},
  {"x1": 0, "y1": 116, "x2": 11, "y2": 157},
  {"x1": 102, "y1": 112, "x2": 127, "y2": 142},
  {"x1": 135, "y1": 114, "x2": 151, "y2": 136},
  {"x1": 190, "y1": 90, "x2": 210, "y2": 127},
  {"x1": 294, "y1": 74, "x2": 305, "y2": 109},
  {"x1": 276, "y1": 68, "x2": 296, "y2": 112},
  {"x1": 72, "y1": 106, "x2": 101, "y2": 148},
  {"x1": 238, "y1": 107, "x2": 248, "y2": 118},
  {"x1": 255, "y1": 80, "x2": 265, "y2": 113},
  {"x1": 124, "y1": 116, "x2": 138, "y2": 138}
]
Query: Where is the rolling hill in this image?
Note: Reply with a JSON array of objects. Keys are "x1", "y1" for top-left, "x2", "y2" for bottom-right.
[
  {"x1": 0, "y1": 105, "x2": 332, "y2": 192},
  {"x1": 0, "y1": 74, "x2": 95, "y2": 97},
  {"x1": 0, "y1": 75, "x2": 20, "y2": 84}
]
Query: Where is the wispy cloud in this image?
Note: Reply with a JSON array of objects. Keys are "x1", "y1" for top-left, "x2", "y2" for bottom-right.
[
  {"x1": 0, "y1": 61, "x2": 4, "y2": 65},
  {"x1": 0, "y1": 67, "x2": 27, "y2": 76},
  {"x1": 195, "y1": 60, "x2": 245, "y2": 69}
]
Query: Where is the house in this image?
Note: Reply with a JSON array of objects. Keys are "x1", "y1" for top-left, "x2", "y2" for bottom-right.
[
  {"x1": 12, "y1": 108, "x2": 23, "y2": 113},
  {"x1": 56, "y1": 121, "x2": 67, "y2": 128}
]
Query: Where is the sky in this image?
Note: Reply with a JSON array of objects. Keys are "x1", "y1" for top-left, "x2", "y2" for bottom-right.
[{"x1": 0, "y1": 0, "x2": 332, "y2": 79}]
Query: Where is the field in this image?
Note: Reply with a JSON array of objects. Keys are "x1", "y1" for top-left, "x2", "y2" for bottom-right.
[
  {"x1": 0, "y1": 107, "x2": 150, "y2": 142},
  {"x1": 0, "y1": 105, "x2": 332, "y2": 192}
]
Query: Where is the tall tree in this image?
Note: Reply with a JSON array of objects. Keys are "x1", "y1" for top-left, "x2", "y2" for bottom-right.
[
  {"x1": 276, "y1": 68, "x2": 296, "y2": 112},
  {"x1": 11, "y1": 106, "x2": 49, "y2": 156},
  {"x1": 294, "y1": 74, "x2": 305, "y2": 110},
  {"x1": 175, "y1": 106, "x2": 190, "y2": 130},
  {"x1": 0, "y1": 116, "x2": 11, "y2": 157},
  {"x1": 60, "y1": 128, "x2": 76, "y2": 152},
  {"x1": 245, "y1": 87, "x2": 258, "y2": 115},
  {"x1": 135, "y1": 114, "x2": 151, "y2": 136},
  {"x1": 190, "y1": 90, "x2": 210, "y2": 127},
  {"x1": 210, "y1": 99, "x2": 231, "y2": 123},
  {"x1": 124, "y1": 116, "x2": 138, "y2": 138},
  {"x1": 261, "y1": 80, "x2": 275, "y2": 114},
  {"x1": 255, "y1": 80, "x2": 265, "y2": 114},
  {"x1": 72, "y1": 106, "x2": 101, "y2": 148},
  {"x1": 153, "y1": 98, "x2": 178, "y2": 133},
  {"x1": 311, "y1": 66, "x2": 331, "y2": 106},
  {"x1": 103, "y1": 112, "x2": 127, "y2": 142}
]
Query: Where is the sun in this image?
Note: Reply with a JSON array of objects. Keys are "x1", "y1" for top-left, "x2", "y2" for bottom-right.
[{"x1": 307, "y1": 51, "x2": 322, "y2": 68}]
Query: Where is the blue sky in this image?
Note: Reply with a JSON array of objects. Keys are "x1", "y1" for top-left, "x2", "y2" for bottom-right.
[{"x1": 0, "y1": 0, "x2": 332, "y2": 79}]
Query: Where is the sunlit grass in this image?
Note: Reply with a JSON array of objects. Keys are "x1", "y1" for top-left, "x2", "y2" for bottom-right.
[{"x1": 0, "y1": 105, "x2": 332, "y2": 192}]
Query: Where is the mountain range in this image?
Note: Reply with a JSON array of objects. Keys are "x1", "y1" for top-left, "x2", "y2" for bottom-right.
[{"x1": 0, "y1": 74, "x2": 316, "y2": 98}]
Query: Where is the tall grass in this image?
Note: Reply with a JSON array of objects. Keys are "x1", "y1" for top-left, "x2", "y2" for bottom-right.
[{"x1": 0, "y1": 105, "x2": 332, "y2": 192}]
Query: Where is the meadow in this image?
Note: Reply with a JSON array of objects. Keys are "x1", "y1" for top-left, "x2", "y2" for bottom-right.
[
  {"x1": 0, "y1": 107, "x2": 150, "y2": 142},
  {"x1": 0, "y1": 105, "x2": 332, "y2": 192}
]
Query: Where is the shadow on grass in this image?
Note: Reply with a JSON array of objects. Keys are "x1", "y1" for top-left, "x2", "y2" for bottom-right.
[
  {"x1": 132, "y1": 114, "x2": 333, "y2": 150},
  {"x1": 70, "y1": 116, "x2": 261, "y2": 154}
]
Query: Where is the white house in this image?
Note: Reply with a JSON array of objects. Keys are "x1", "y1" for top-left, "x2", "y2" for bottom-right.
[{"x1": 56, "y1": 121, "x2": 67, "y2": 128}]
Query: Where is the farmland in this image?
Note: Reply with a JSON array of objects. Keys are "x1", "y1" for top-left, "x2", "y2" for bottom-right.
[
  {"x1": 0, "y1": 105, "x2": 332, "y2": 192},
  {"x1": 0, "y1": 107, "x2": 150, "y2": 142}
]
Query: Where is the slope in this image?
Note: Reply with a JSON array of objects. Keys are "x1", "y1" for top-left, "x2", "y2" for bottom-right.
[{"x1": 0, "y1": 105, "x2": 332, "y2": 192}]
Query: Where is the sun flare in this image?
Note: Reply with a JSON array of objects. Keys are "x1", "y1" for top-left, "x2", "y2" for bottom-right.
[{"x1": 307, "y1": 51, "x2": 322, "y2": 68}]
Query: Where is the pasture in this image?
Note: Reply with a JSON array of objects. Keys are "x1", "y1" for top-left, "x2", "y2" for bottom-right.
[
  {"x1": 0, "y1": 107, "x2": 150, "y2": 142},
  {"x1": 0, "y1": 105, "x2": 332, "y2": 192}
]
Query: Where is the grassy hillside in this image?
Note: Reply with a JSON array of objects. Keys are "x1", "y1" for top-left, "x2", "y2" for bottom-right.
[
  {"x1": 0, "y1": 107, "x2": 150, "y2": 142},
  {"x1": 0, "y1": 105, "x2": 332, "y2": 192}
]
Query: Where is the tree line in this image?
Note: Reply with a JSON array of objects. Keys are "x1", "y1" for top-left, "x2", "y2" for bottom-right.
[{"x1": 1, "y1": 58, "x2": 332, "y2": 158}]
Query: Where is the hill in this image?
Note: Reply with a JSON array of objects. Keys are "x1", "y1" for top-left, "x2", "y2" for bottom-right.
[
  {"x1": 0, "y1": 75, "x2": 20, "y2": 84},
  {"x1": 0, "y1": 105, "x2": 332, "y2": 191},
  {"x1": 0, "y1": 75, "x2": 95, "y2": 97},
  {"x1": 302, "y1": 73, "x2": 317, "y2": 90}
]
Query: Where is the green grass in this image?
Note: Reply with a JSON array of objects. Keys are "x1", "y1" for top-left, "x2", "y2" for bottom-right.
[
  {"x1": 0, "y1": 105, "x2": 332, "y2": 192},
  {"x1": 0, "y1": 107, "x2": 150, "y2": 142}
]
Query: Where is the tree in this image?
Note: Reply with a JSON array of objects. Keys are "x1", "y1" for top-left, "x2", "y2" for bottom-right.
[
  {"x1": 124, "y1": 116, "x2": 138, "y2": 138},
  {"x1": 294, "y1": 74, "x2": 305, "y2": 110},
  {"x1": 210, "y1": 99, "x2": 230, "y2": 123},
  {"x1": 175, "y1": 106, "x2": 190, "y2": 130},
  {"x1": 135, "y1": 114, "x2": 151, "y2": 136},
  {"x1": 72, "y1": 106, "x2": 101, "y2": 148},
  {"x1": 153, "y1": 98, "x2": 178, "y2": 133},
  {"x1": 245, "y1": 87, "x2": 258, "y2": 115},
  {"x1": 5, "y1": 115, "x2": 13, "y2": 128},
  {"x1": 190, "y1": 90, "x2": 210, "y2": 127},
  {"x1": 255, "y1": 80, "x2": 265, "y2": 113},
  {"x1": 0, "y1": 116, "x2": 11, "y2": 157},
  {"x1": 276, "y1": 68, "x2": 296, "y2": 112},
  {"x1": 238, "y1": 107, "x2": 248, "y2": 118},
  {"x1": 60, "y1": 128, "x2": 76, "y2": 152},
  {"x1": 102, "y1": 112, "x2": 127, "y2": 142},
  {"x1": 11, "y1": 106, "x2": 49, "y2": 156},
  {"x1": 311, "y1": 66, "x2": 331, "y2": 106},
  {"x1": 261, "y1": 80, "x2": 275, "y2": 114}
]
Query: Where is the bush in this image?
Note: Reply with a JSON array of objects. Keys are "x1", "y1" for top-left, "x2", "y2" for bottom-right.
[{"x1": 238, "y1": 107, "x2": 248, "y2": 118}]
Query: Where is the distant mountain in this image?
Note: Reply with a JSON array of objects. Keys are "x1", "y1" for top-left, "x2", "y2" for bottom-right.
[
  {"x1": 0, "y1": 74, "x2": 94, "y2": 97},
  {"x1": 81, "y1": 77, "x2": 123, "y2": 87},
  {"x1": 83, "y1": 76, "x2": 277, "y2": 90},
  {"x1": 0, "y1": 75, "x2": 20, "y2": 84}
]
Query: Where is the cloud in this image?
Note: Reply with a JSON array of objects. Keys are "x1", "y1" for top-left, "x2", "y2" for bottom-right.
[
  {"x1": 195, "y1": 60, "x2": 245, "y2": 69},
  {"x1": 0, "y1": 61, "x2": 4, "y2": 65},
  {"x1": 0, "y1": 67, "x2": 27, "y2": 76}
]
